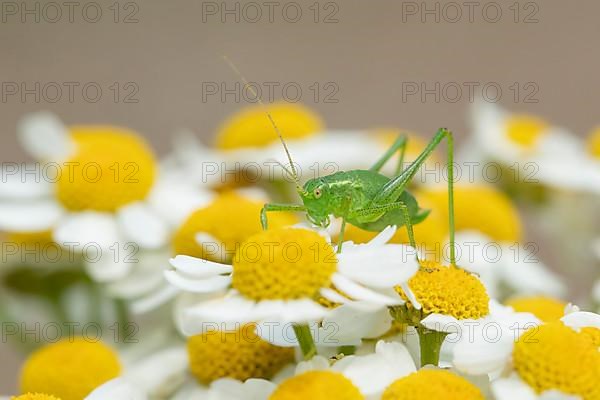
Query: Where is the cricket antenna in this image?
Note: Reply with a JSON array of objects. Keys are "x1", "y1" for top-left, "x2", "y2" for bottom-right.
[{"x1": 222, "y1": 56, "x2": 304, "y2": 193}]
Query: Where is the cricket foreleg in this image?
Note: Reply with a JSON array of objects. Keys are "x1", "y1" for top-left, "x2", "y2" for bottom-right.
[{"x1": 261, "y1": 203, "x2": 306, "y2": 230}]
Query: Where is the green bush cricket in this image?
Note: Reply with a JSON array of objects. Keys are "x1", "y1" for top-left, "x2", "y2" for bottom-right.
[{"x1": 224, "y1": 57, "x2": 457, "y2": 263}]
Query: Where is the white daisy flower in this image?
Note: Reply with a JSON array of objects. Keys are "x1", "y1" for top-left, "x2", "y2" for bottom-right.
[
  {"x1": 439, "y1": 299, "x2": 541, "y2": 375},
  {"x1": 453, "y1": 304, "x2": 600, "y2": 400},
  {"x1": 166, "y1": 225, "x2": 418, "y2": 338},
  {"x1": 467, "y1": 99, "x2": 600, "y2": 193},
  {"x1": 0, "y1": 112, "x2": 214, "y2": 283}
]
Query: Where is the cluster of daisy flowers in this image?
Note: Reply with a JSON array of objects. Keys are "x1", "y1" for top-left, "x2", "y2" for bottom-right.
[{"x1": 1, "y1": 99, "x2": 600, "y2": 400}]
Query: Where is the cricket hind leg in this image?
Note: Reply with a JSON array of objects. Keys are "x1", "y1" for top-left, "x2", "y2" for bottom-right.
[
  {"x1": 354, "y1": 201, "x2": 418, "y2": 251},
  {"x1": 369, "y1": 135, "x2": 408, "y2": 175},
  {"x1": 370, "y1": 128, "x2": 457, "y2": 266},
  {"x1": 261, "y1": 203, "x2": 306, "y2": 230}
]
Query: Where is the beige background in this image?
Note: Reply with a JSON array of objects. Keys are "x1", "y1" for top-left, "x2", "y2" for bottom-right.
[{"x1": 1, "y1": 0, "x2": 599, "y2": 393}]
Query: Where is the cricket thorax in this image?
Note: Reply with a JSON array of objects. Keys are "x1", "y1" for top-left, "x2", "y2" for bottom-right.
[{"x1": 299, "y1": 171, "x2": 387, "y2": 227}]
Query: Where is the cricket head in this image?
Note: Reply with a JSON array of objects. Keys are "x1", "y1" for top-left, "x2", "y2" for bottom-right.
[{"x1": 299, "y1": 178, "x2": 332, "y2": 228}]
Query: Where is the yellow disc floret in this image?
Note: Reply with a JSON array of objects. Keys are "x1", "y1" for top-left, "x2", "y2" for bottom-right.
[
  {"x1": 580, "y1": 327, "x2": 600, "y2": 348},
  {"x1": 187, "y1": 324, "x2": 294, "y2": 384},
  {"x1": 382, "y1": 369, "x2": 484, "y2": 400},
  {"x1": 172, "y1": 192, "x2": 297, "y2": 263},
  {"x1": 216, "y1": 102, "x2": 323, "y2": 150},
  {"x1": 56, "y1": 126, "x2": 156, "y2": 212},
  {"x1": 12, "y1": 395, "x2": 62, "y2": 400},
  {"x1": 20, "y1": 338, "x2": 121, "y2": 400},
  {"x1": 513, "y1": 322, "x2": 600, "y2": 399},
  {"x1": 396, "y1": 261, "x2": 489, "y2": 320},
  {"x1": 232, "y1": 228, "x2": 337, "y2": 301},
  {"x1": 420, "y1": 184, "x2": 522, "y2": 243},
  {"x1": 505, "y1": 296, "x2": 566, "y2": 322},
  {"x1": 587, "y1": 127, "x2": 600, "y2": 159},
  {"x1": 270, "y1": 371, "x2": 364, "y2": 400},
  {"x1": 505, "y1": 115, "x2": 548, "y2": 149}
]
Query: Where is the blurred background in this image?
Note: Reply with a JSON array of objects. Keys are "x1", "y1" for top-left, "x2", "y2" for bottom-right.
[{"x1": 1, "y1": 0, "x2": 599, "y2": 392}]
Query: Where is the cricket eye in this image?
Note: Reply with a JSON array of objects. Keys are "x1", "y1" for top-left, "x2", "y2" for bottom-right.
[{"x1": 313, "y1": 188, "x2": 322, "y2": 199}]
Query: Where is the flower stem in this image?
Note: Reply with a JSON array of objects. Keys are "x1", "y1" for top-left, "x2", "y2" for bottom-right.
[
  {"x1": 417, "y1": 326, "x2": 448, "y2": 367},
  {"x1": 293, "y1": 324, "x2": 317, "y2": 360}
]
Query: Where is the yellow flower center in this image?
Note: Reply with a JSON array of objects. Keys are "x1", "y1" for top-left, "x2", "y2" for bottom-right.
[
  {"x1": 232, "y1": 228, "x2": 337, "y2": 301},
  {"x1": 12, "y1": 395, "x2": 61, "y2": 400},
  {"x1": 56, "y1": 126, "x2": 156, "y2": 212},
  {"x1": 580, "y1": 327, "x2": 600, "y2": 348},
  {"x1": 505, "y1": 296, "x2": 566, "y2": 322},
  {"x1": 513, "y1": 322, "x2": 600, "y2": 399},
  {"x1": 20, "y1": 338, "x2": 121, "y2": 400},
  {"x1": 505, "y1": 115, "x2": 548, "y2": 149},
  {"x1": 216, "y1": 102, "x2": 323, "y2": 150},
  {"x1": 172, "y1": 192, "x2": 297, "y2": 263},
  {"x1": 419, "y1": 184, "x2": 522, "y2": 243},
  {"x1": 187, "y1": 324, "x2": 294, "y2": 384},
  {"x1": 270, "y1": 371, "x2": 364, "y2": 400},
  {"x1": 396, "y1": 261, "x2": 489, "y2": 320},
  {"x1": 382, "y1": 369, "x2": 484, "y2": 400},
  {"x1": 587, "y1": 127, "x2": 600, "y2": 159}
]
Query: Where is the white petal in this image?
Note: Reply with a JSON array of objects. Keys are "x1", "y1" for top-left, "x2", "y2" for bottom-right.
[
  {"x1": 0, "y1": 163, "x2": 53, "y2": 199},
  {"x1": 539, "y1": 390, "x2": 582, "y2": 400},
  {"x1": 366, "y1": 225, "x2": 397, "y2": 246},
  {"x1": 84, "y1": 249, "x2": 133, "y2": 283},
  {"x1": 181, "y1": 294, "x2": 272, "y2": 332},
  {"x1": 117, "y1": 202, "x2": 169, "y2": 249},
  {"x1": 331, "y1": 273, "x2": 404, "y2": 305},
  {"x1": 125, "y1": 346, "x2": 188, "y2": 396},
  {"x1": 164, "y1": 270, "x2": 231, "y2": 293},
  {"x1": 322, "y1": 303, "x2": 391, "y2": 343},
  {"x1": 54, "y1": 211, "x2": 120, "y2": 249},
  {"x1": 491, "y1": 375, "x2": 537, "y2": 400},
  {"x1": 453, "y1": 334, "x2": 514, "y2": 375},
  {"x1": 420, "y1": 314, "x2": 461, "y2": 333},
  {"x1": 319, "y1": 287, "x2": 351, "y2": 304},
  {"x1": 337, "y1": 244, "x2": 418, "y2": 287},
  {"x1": 0, "y1": 199, "x2": 63, "y2": 232},
  {"x1": 277, "y1": 299, "x2": 329, "y2": 324},
  {"x1": 255, "y1": 321, "x2": 305, "y2": 347},
  {"x1": 399, "y1": 282, "x2": 421, "y2": 310},
  {"x1": 85, "y1": 377, "x2": 147, "y2": 400},
  {"x1": 335, "y1": 341, "x2": 416, "y2": 397},
  {"x1": 211, "y1": 378, "x2": 277, "y2": 400},
  {"x1": 129, "y1": 285, "x2": 180, "y2": 315},
  {"x1": 148, "y1": 179, "x2": 215, "y2": 226},
  {"x1": 561, "y1": 311, "x2": 600, "y2": 331},
  {"x1": 169, "y1": 255, "x2": 233, "y2": 277},
  {"x1": 18, "y1": 111, "x2": 74, "y2": 161}
]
